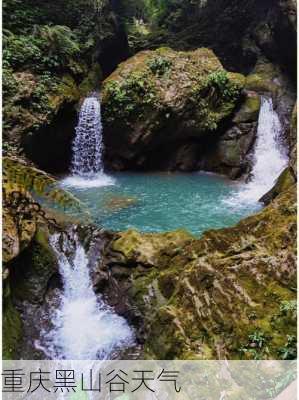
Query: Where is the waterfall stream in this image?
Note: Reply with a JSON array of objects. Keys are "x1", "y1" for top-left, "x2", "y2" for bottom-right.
[
  {"x1": 231, "y1": 96, "x2": 288, "y2": 204},
  {"x1": 64, "y1": 95, "x2": 115, "y2": 188},
  {"x1": 71, "y1": 96, "x2": 104, "y2": 176},
  {"x1": 39, "y1": 230, "x2": 134, "y2": 360}
]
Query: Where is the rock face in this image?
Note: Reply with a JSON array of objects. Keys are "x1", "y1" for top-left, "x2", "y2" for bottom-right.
[
  {"x1": 125, "y1": 0, "x2": 297, "y2": 82},
  {"x1": 102, "y1": 47, "x2": 251, "y2": 173},
  {"x1": 101, "y1": 185, "x2": 297, "y2": 359},
  {"x1": 200, "y1": 92, "x2": 260, "y2": 178}
]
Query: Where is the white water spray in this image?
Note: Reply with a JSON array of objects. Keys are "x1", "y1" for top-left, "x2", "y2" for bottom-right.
[
  {"x1": 229, "y1": 97, "x2": 288, "y2": 204},
  {"x1": 40, "y1": 231, "x2": 134, "y2": 360}
]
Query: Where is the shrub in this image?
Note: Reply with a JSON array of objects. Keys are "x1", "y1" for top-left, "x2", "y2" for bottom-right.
[
  {"x1": 206, "y1": 70, "x2": 241, "y2": 102},
  {"x1": 103, "y1": 72, "x2": 156, "y2": 122},
  {"x1": 147, "y1": 56, "x2": 172, "y2": 76}
]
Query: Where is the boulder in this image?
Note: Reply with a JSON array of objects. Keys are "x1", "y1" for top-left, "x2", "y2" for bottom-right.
[{"x1": 102, "y1": 47, "x2": 245, "y2": 171}]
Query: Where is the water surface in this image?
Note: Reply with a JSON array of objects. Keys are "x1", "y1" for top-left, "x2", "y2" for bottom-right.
[{"x1": 61, "y1": 171, "x2": 261, "y2": 236}]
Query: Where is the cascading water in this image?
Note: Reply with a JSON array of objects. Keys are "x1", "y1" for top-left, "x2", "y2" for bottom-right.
[
  {"x1": 38, "y1": 230, "x2": 134, "y2": 360},
  {"x1": 71, "y1": 96, "x2": 104, "y2": 177},
  {"x1": 64, "y1": 95, "x2": 115, "y2": 188},
  {"x1": 229, "y1": 96, "x2": 288, "y2": 204}
]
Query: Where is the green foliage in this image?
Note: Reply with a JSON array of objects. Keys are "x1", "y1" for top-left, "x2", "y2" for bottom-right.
[
  {"x1": 248, "y1": 330, "x2": 268, "y2": 349},
  {"x1": 239, "y1": 330, "x2": 270, "y2": 359},
  {"x1": 279, "y1": 300, "x2": 297, "y2": 316},
  {"x1": 3, "y1": 32, "x2": 43, "y2": 70},
  {"x1": 277, "y1": 335, "x2": 297, "y2": 360},
  {"x1": 147, "y1": 56, "x2": 172, "y2": 75},
  {"x1": 2, "y1": 68, "x2": 19, "y2": 99},
  {"x1": 38, "y1": 25, "x2": 80, "y2": 59},
  {"x1": 103, "y1": 73, "x2": 156, "y2": 122},
  {"x1": 206, "y1": 70, "x2": 241, "y2": 102}
]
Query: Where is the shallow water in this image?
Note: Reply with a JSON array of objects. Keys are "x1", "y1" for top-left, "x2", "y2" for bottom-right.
[{"x1": 60, "y1": 171, "x2": 261, "y2": 236}]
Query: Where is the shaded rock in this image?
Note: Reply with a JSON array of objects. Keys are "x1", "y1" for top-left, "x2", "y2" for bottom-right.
[
  {"x1": 245, "y1": 60, "x2": 296, "y2": 141},
  {"x1": 102, "y1": 47, "x2": 244, "y2": 171},
  {"x1": 200, "y1": 92, "x2": 260, "y2": 178},
  {"x1": 233, "y1": 92, "x2": 261, "y2": 123}
]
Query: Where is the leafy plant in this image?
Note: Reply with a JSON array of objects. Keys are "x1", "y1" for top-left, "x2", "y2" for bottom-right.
[
  {"x1": 248, "y1": 330, "x2": 267, "y2": 349},
  {"x1": 147, "y1": 56, "x2": 172, "y2": 75},
  {"x1": 103, "y1": 72, "x2": 156, "y2": 122},
  {"x1": 278, "y1": 335, "x2": 297, "y2": 360},
  {"x1": 206, "y1": 70, "x2": 241, "y2": 102},
  {"x1": 239, "y1": 330, "x2": 270, "y2": 359},
  {"x1": 37, "y1": 25, "x2": 80, "y2": 59},
  {"x1": 279, "y1": 300, "x2": 297, "y2": 316}
]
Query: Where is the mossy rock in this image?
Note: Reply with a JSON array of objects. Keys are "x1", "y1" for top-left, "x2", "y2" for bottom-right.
[
  {"x1": 102, "y1": 47, "x2": 245, "y2": 169},
  {"x1": 11, "y1": 225, "x2": 57, "y2": 304},
  {"x1": 2, "y1": 292, "x2": 22, "y2": 359},
  {"x1": 233, "y1": 92, "x2": 261, "y2": 123},
  {"x1": 108, "y1": 186, "x2": 297, "y2": 359},
  {"x1": 245, "y1": 62, "x2": 282, "y2": 96},
  {"x1": 260, "y1": 167, "x2": 297, "y2": 204},
  {"x1": 112, "y1": 228, "x2": 194, "y2": 267}
]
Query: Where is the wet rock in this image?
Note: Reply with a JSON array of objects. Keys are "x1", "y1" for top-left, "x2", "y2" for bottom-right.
[
  {"x1": 245, "y1": 60, "x2": 296, "y2": 140},
  {"x1": 260, "y1": 167, "x2": 297, "y2": 204},
  {"x1": 103, "y1": 195, "x2": 138, "y2": 213}
]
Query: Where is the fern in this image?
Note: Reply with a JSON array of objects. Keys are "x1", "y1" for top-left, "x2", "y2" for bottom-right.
[{"x1": 37, "y1": 25, "x2": 80, "y2": 58}]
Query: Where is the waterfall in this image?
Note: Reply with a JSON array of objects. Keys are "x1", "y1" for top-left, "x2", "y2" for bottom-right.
[
  {"x1": 63, "y1": 95, "x2": 115, "y2": 188},
  {"x1": 232, "y1": 97, "x2": 288, "y2": 203},
  {"x1": 38, "y1": 230, "x2": 134, "y2": 360},
  {"x1": 71, "y1": 96, "x2": 104, "y2": 177}
]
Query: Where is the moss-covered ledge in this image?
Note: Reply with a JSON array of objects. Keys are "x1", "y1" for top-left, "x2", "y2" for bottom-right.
[{"x1": 103, "y1": 185, "x2": 297, "y2": 360}]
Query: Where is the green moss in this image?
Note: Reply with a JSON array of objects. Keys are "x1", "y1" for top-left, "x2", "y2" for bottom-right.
[
  {"x1": 245, "y1": 73, "x2": 278, "y2": 95},
  {"x1": 3, "y1": 283, "x2": 22, "y2": 359},
  {"x1": 12, "y1": 227, "x2": 57, "y2": 304},
  {"x1": 233, "y1": 93, "x2": 261, "y2": 123}
]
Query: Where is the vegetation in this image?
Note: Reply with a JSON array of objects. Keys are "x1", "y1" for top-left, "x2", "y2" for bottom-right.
[
  {"x1": 103, "y1": 72, "x2": 156, "y2": 122},
  {"x1": 147, "y1": 56, "x2": 172, "y2": 75},
  {"x1": 206, "y1": 70, "x2": 241, "y2": 102},
  {"x1": 2, "y1": 0, "x2": 117, "y2": 154}
]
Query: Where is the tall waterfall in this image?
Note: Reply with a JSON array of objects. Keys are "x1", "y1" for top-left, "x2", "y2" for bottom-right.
[
  {"x1": 39, "y1": 230, "x2": 134, "y2": 360},
  {"x1": 237, "y1": 97, "x2": 288, "y2": 202},
  {"x1": 71, "y1": 96, "x2": 104, "y2": 177}
]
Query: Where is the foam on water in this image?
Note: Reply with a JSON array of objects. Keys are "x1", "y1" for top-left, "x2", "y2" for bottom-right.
[
  {"x1": 62, "y1": 172, "x2": 115, "y2": 189},
  {"x1": 39, "y1": 231, "x2": 134, "y2": 360}
]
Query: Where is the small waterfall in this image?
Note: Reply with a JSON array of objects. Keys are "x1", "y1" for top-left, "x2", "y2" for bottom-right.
[
  {"x1": 233, "y1": 97, "x2": 288, "y2": 203},
  {"x1": 39, "y1": 230, "x2": 134, "y2": 360},
  {"x1": 63, "y1": 95, "x2": 115, "y2": 188},
  {"x1": 71, "y1": 96, "x2": 104, "y2": 177}
]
